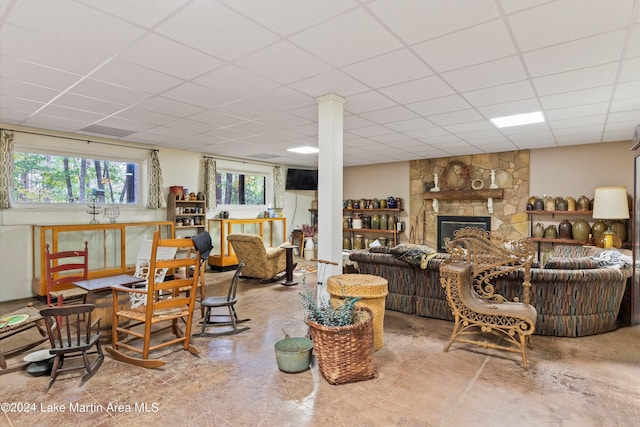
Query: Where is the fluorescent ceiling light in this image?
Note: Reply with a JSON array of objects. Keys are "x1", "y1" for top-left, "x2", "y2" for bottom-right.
[
  {"x1": 287, "y1": 146, "x2": 319, "y2": 154},
  {"x1": 490, "y1": 111, "x2": 545, "y2": 128}
]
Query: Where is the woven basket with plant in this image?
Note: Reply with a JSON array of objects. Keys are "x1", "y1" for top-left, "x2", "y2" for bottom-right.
[{"x1": 299, "y1": 286, "x2": 377, "y2": 385}]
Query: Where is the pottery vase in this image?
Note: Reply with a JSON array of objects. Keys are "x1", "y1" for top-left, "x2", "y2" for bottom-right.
[
  {"x1": 544, "y1": 225, "x2": 558, "y2": 239},
  {"x1": 591, "y1": 221, "x2": 607, "y2": 244},
  {"x1": 572, "y1": 220, "x2": 591, "y2": 241},
  {"x1": 558, "y1": 219, "x2": 572, "y2": 239},
  {"x1": 533, "y1": 223, "x2": 545, "y2": 238}
]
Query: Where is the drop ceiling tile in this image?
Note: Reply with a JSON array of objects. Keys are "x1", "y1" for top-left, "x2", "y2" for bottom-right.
[
  {"x1": 8, "y1": 0, "x2": 145, "y2": 55},
  {"x1": 539, "y1": 86, "x2": 614, "y2": 110},
  {"x1": 0, "y1": 95, "x2": 44, "y2": 113},
  {"x1": 73, "y1": 78, "x2": 149, "y2": 106},
  {"x1": 552, "y1": 124, "x2": 604, "y2": 137},
  {"x1": 549, "y1": 115, "x2": 606, "y2": 130},
  {"x1": 287, "y1": 105, "x2": 319, "y2": 121},
  {"x1": 619, "y1": 57, "x2": 640, "y2": 82},
  {"x1": 194, "y1": 65, "x2": 279, "y2": 98},
  {"x1": 343, "y1": 91, "x2": 397, "y2": 114},
  {"x1": 0, "y1": 107, "x2": 32, "y2": 123},
  {"x1": 114, "y1": 108, "x2": 177, "y2": 126},
  {"x1": 0, "y1": 56, "x2": 81, "y2": 91},
  {"x1": 93, "y1": 116, "x2": 155, "y2": 132},
  {"x1": 462, "y1": 80, "x2": 535, "y2": 108},
  {"x1": 0, "y1": 79, "x2": 60, "y2": 103},
  {"x1": 250, "y1": 86, "x2": 316, "y2": 112},
  {"x1": 545, "y1": 102, "x2": 610, "y2": 121},
  {"x1": 289, "y1": 123, "x2": 317, "y2": 137},
  {"x1": 370, "y1": 133, "x2": 416, "y2": 143},
  {"x1": 290, "y1": 9, "x2": 402, "y2": 67},
  {"x1": 508, "y1": 0, "x2": 634, "y2": 51},
  {"x1": 614, "y1": 81, "x2": 640, "y2": 100},
  {"x1": 162, "y1": 118, "x2": 214, "y2": 133},
  {"x1": 500, "y1": 0, "x2": 551, "y2": 14},
  {"x1": 607, "y1": 110, "x2": 640, "y2": 123},
  {"x1": 216, "y1": 99, "x2": 277, "y2": 120},
  {"x1": 156, "y1": 0, "x2": 279, "y2": 61},
  {"x1": 428, "y1": 109, "x2": 485, "y2": 126},
  {"x1": 121, "y1": 33, "x2": 223, "y2": 81},
  {"x1": 443, "y1": 120, "x2": 495, "y2": 134},
  {"x1": 523, "y1": 31, "x2": 626, "y2": 77},
  {"x1": 23, "y1": 115, "x2": 87, "y2": 132},
  {"x1": 0, "y1": 25, "x2": 109, "y2": 75},
  {"x1": 359, "y1": 106, "x2": 418, "y2": 124},
  {"x1": 348, "y1": 125, "x2": 396, "y2": 138},
  {"x1": 237, "y1": 41, "x2": 332, "y2": 85},
  {"x1": 500, "y1": 122, "x2": 550, "y2": 136},
  {"x1": 137, "y1": 97, "x2": 204, "y2": 118},
  {"x1": 421, "y1": 134, "x2": 465, "y2": 146},
  {"x1": 91, "y1": 59, "x2": 185, "y2": 94},
  {"x1": 53, "y1": 93, "x2": 126, "y2": 116},
  {"x1": 609, "y1": 98, "x2": 640, "y2": 113},
  {"x1": 442, "y1": 56, "x2": 528, "y2": 93},
  {"x1": 261, "y1": 112, "x2": 313, "y2": 129},
  {"x1": 368, "y1": 0, "x2": 499, "y2": 45},
  {"x1": 221, "y1": 0, "x2": 356, "y2": 36},
  {"x1": 379, "y1": 75, "x2": 454, "y2": 104},
  {"x1": 162, "y1": 83, "x2": 236, "y2": 110},
  {"x1": 38, "y1": 104, "x2": 105, "y2": 124},
  {"x1": 456, "y1": 129, "x2": 504, "y2": 140},
  {"x1": 477, "y1": 98, "x2": 542, "y2": 119},
  {"x1": 224, "y1": 120, "x2": 271, "y2": 135},
  {"x1": 626, "y1": 25, "x2": 640, "y2": 58},
  {"x1": 413, "y1": 19, "x2": 516, "y2": 73},
  {"x1": 406, "y1": 127, "x2": 451, "y2": 139},
  {"x1": 343, "y1": 49, "x2": 433, "y2": 88},
  {"x1": 384, "y1": 118, "x2": 435, "y2": 132},
  {"x1": 344, "y1": 115, "x2": 376, "y2": 130},
  {"x1": 290, "y1": 70, "x2": 369, "y2": 98},
  {"x1": 77, "y1": 0, "x2": 190, "y2": 28},
  {"x1": 406, "y1": 95, "x2": 472, "y2": 116},
  {"x1": 533, "y1": 63, "x2": 618, "y2": 96}
]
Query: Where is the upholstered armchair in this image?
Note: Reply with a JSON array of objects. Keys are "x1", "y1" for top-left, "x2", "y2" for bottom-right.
[{"x1": 227, "y1": 234, "x2": 287, "y2": 282}]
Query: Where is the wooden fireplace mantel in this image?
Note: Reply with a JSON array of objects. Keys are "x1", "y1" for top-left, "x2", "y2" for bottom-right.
[{"x1": 423, "y1": 189, "x2": 504, "y2": 201}]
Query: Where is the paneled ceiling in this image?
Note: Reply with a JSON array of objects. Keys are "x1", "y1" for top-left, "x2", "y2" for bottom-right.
[{"x1": 1, "y1": 0, "x2": 638, "y2": 167}]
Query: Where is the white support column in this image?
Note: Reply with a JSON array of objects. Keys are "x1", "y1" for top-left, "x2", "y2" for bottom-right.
[{"x1": 316, "y1": 93, "x2": 345, "y2": 295}]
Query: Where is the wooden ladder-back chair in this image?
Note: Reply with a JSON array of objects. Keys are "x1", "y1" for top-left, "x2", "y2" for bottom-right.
[
  {"x1": 44, "y1": 242, "x2": 89, "y2": 307},
  {"x1": 177, "y1": 231, "x2": 213, "y2": 318},
  {"x1": 197, "y1": 261, "x2": 249, "y2": 336},
  {"x1": 39, "y1": 304, "x2": 104, "y2": 389},
  {"x1": 105, "y1": 231, "x2": 201, "y2": 368},
  {"x1": 440, "y1": 227, "x2": 537, "y2": 369}
]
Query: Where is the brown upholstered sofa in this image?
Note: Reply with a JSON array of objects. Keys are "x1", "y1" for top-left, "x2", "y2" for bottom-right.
[{"x1": 349, "y1": 245, "x2": 632, "y2": 337}]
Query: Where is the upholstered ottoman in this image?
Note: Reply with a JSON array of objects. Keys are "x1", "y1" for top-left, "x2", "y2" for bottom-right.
[{"x1": 327, "y1": 274, "x2": 388, "y2": 351}]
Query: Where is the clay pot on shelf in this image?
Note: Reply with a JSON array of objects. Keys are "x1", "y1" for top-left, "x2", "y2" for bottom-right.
[
  {"x1": 611, "y1": 221, "x2": 627, "y2": 242},
  {"x1": 566, "y1": 196, "x2": 576, "y2": 211},
  {"x1": 558, "y1": 219, "x2": 573, "y2": 239},
  {"x1": 591, "y1": 221, "x2": 607, "y2": 244},
  {"x1": 380, "y1": 213, "x2": 388, "y2": 230},
  {"x1": 543, "y1": 225, "x2": 558, "y2": 239},
  {"x1": 544, "y1": 197, "x2": 556, "y2": 211},
  {"x1": 555, "y1": 197, "x2": 568, "y2": 211},
  {"x1": 370, "y1": 214, "x2": 380, "y2": 230},
  {"x1": 533, "y1": 223, "x2": 545, "y2": 238},
  {"x1": 577, "y1": 195, "x2": 591, "y2": 211},
  {"x1": 343, "y1": 236, "x2": 352, "y2": 250},
  {"x1": 534, "y1": 198, "x2": 545, "y2": 211},
  {"x1": 572, "y1": 219, "x2": 591, "y2": 241},
  {"x1": 353, "y1": 235, "x2": 365, "y2": 250}
]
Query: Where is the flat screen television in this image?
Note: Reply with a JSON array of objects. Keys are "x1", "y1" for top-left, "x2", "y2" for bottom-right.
[{"x1": 285, "y1": 168, "x2": 318, "y2": 191}]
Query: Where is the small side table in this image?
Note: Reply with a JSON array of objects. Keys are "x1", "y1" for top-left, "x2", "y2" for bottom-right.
[
  {"x1": 281, "y1": 245, "x2": 299, "y2": 286},
  {"x1": 0, "y1": 305, "x2": 48, "y2": 374}
]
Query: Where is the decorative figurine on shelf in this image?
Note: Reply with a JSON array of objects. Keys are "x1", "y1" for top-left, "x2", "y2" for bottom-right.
[
  {"x1": 432, "y1": 198, "x2": 439, "y2": 213},
  {"x1": 487, "y1": 197, "x2": 494, "y2": 214},
  {"x1": 86, "y1": 188, "x2": 104, "y2": 224},
  {"x1": 490, "y1": 169, "x2": 498, "y2": 189},
  {"x1": 430, "y1": 174, "x2": 440, "y2": 192}
]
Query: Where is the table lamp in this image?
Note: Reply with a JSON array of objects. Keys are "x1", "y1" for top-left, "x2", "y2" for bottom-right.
[{"x1": 591, "y1": 186, "x2": 629, "y2": 248}]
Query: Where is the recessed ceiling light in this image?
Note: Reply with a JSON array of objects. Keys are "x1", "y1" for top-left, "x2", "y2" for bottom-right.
[
  {"x1": 287, "y1": 146, "x2": 319, "y2": 154},
  {"x1": 490, "y1": 111, "x2": 545, "y2": 128}
]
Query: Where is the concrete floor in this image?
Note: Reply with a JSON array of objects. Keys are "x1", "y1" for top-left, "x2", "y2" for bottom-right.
[{"x1": 1, "y1": 262, "x2": 639, "y2": 427}]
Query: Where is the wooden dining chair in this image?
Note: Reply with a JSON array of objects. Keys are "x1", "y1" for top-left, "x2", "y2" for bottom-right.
[
  {"x1": 44, "y1": 242, "x2": 89, "y2": 308},
  {"x1": 196, "y1": 261, "x2": 249, "y2": 336},
  {"x1": 105, "y1": 231, "x2": 201, "y2": 368},
  {"x1": 39, "y1": 304, "x2": 104, "y2": 389}
]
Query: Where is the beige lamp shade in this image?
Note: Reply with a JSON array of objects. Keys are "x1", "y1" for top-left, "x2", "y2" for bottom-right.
[{"x1": 592, "y1": 187, "x2": 629, "y2": 220}]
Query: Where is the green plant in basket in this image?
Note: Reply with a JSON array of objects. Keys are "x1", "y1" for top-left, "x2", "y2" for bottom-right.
[{"x1": 299, "y1": 283, "x2": 362, "y2": 327}]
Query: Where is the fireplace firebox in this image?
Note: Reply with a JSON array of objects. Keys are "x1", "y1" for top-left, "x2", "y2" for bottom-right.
[{"x1": 437, "y1": 215, "x2": 491, "y2": 252}]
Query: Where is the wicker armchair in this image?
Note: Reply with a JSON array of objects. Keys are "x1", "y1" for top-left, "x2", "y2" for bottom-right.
[{"x1": 227, "y1": 234, "x2": 287, "y2": 283}]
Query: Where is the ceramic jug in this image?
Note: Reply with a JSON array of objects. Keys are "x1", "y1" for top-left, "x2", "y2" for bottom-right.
[
  {"x1": 555, "y1": 197, "x2": 568, "y2": 211},
  {"x1": 353, "y1": 235, "x2": 365, "y2": 250},
  {"x1": 371, "y1": 214, "x2": 380, "y2": 230},
  {"x1": 572, "y1": 219, "x2": 590, "y2": 241},
  {"x1": 343, "y1": 236, "x2": 352, "y2": 250},
  {"x1": 533, "y1": 198, "x2": 545, "y2": 211},
  {"x1": 611, "y1": 221, "x2": 627, "y2": 242},
  {"x1": 533, "y1": 223, "x2": 545, "y2": 238},
  {"x1": 544, "y1": 225, "x2": 558, "y2": 239},
  {"x1": 545, "y1": 197, "x2": 556, "y2": 211},
  {"x1": 566, "y1": 196, "x2": 576, "y2": 211},
  {"x1": 558, "y1": 219, "x2": 572, "y2": 239},
  {"x1": 591, "y1": 221, "x2": 607, "y2": 243},
  {"x1": 577, "y1": 195, "x2": 591, "y2": 211},
  {"x1": 362, "y1": 215, "x2": 371, "y2": 229}
]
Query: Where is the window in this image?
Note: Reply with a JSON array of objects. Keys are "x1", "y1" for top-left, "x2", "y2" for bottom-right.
[
  {"x1": 216, "y1": 171, "x2": 265, "y2": 205},
  {"x1": 13, "y1": 151, "x2": 139, "y2": 204}
]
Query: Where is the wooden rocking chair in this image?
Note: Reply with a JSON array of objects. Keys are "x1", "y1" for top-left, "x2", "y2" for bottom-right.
[
  {"x1": 440, "y1": 227, "x2": 537, "y2": 369},
  {"x1": 105, "y1": 231, "x2": 201, "y2": 368}
]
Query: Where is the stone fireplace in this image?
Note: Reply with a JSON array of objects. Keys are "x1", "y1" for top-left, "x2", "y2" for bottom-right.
[
  {"x1": 436, "y1": 215, "x2": 491, "y2": 252},
  {"x1": 409, "y1": 151, "x2": 530, "y2": 248}
]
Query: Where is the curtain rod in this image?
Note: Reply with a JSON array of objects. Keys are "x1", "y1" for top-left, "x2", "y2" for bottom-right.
[
  {"x1": 2, "y1": 127, "x2": 155, "y2": 152},
  {"x1": 203, "y1": 154, "x2": 279, "y2": 168}
]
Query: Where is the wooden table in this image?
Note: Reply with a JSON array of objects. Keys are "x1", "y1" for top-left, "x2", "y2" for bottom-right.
[
  {"x1": 0, "y1": 305, "x2": 48, "y2": 374},
  {"x1": 73, "y1": 274, "x2": 145, "y2": 343}
]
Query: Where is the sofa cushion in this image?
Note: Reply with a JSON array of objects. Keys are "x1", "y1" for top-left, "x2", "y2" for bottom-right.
[
  {"x1": 543, "y1": 256, "x2": 600, "y2": 270},
  {"x1": 369, "y1": 246, "x2": 391, "y2": 254},
  {"x1": 390, "y1": 243, "x2": 437, "y2": 268}
]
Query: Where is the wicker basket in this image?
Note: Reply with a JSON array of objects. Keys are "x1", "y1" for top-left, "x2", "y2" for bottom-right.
[{"x1": 306, "y1": 307, "x2": 377, "y2": 385}]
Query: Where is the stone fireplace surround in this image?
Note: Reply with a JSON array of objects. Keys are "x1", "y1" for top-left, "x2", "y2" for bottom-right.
[{"x1": 409, "y1": 151, "x2": 530, "y2": 247}]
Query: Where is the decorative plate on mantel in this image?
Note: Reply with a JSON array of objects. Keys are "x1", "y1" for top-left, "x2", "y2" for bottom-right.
[{"x1": 442, "y1": 161, "x2": 471, "y2": 190}]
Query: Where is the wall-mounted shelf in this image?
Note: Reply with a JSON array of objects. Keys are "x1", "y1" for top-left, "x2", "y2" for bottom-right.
[{"x1": 423, "y1": 189, "x2": 503, "y2": 201}]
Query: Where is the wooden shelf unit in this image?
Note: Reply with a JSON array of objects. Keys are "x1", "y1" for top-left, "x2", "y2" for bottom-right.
[
  {"x1": 167, "y1": 195, "x2": 206, "y2": 236},
  {"x1": 343, "y1": 207, "x2": 403, "y2": 247}
]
